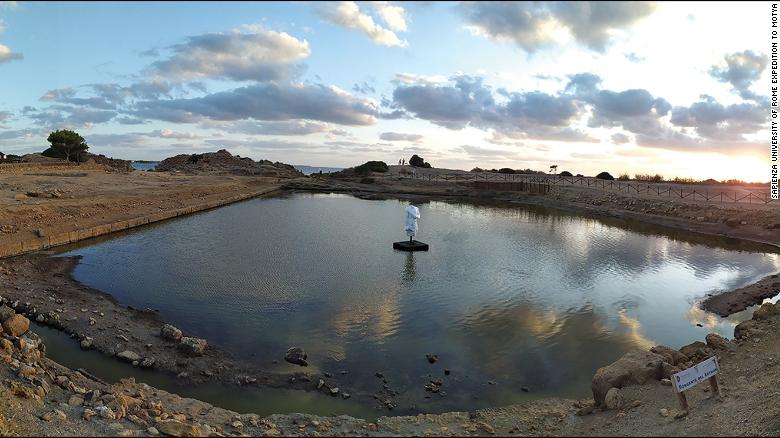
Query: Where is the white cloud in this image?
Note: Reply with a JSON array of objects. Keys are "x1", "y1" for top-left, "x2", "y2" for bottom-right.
[
  {"x1": 318, "y1": 1, "x2": 407, "y2": 47},
  {"x1": 0, "y1": 43, "x2": 22, "y2": 64},
  {"x1": 147, "y1": 28, "x2": 311, "y2": 82},
  {"x1": 370, "y1": 1, "x2": 407, "y2": 32}
]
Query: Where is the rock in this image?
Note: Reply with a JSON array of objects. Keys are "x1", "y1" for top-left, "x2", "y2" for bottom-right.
[
  {"x1": 117, "y1": 350, "x2": 142, "y2": 363},
  {"x1": 161, "y1": 324, "x2": 183, "y2": 341},
  {"x1": 147, "y1": 427, "x2": 160, "y2": 436},
  {"x1": 68, "y1": 395, "x2": 85, "y2": 407},
  {"x1": 753, "y1": 302, "x2": 779, "y2": 320},
  {"x1": 140, "y1": 357, "x2": 156, "y2": 368},
  {"x1": 591, "y1": 349, "x2": 665, "y2": 406},
  {"x1": 426, "y1": 354, "x2": 439, "y2": 364},
  {"x1": 650, "y1": 345, "x2": 688, "y2": 366},
  {"x1": 178, "y1": 337, "x2": 208, "y2": 356},
  {"x1": 604, "y1": 388, "x2": 624, "y2": 410},
  {"x1": 705, "y1": 333, "x2": 734, "y2": 351},
  {"x1": 80, "y1": 338, "x2": 93, "y2": 350},
  {"x1": 97, "y1": 406, "x2": 116, "y2": 420},
  {"x1": 342, "y1": 392, "x2": 351, "y2": 399},
  {"x1": 661, "y1": 362, "x2": 681, "y2": 379},
  {"x1": 284, "y1": 347, "x2": 308, "y2": 366},
  {"x1": 444, "y1": 369, "x2": 451, "y2": 375},
  {"x1": 41, "y1": 409, "x2": 66, "y2": 422},
  {"x1": 317, "y1": 379, "x2": 325, "y2": 390},
  {"x1": 0, "y1": 305, "x2": 13, "y2": 322},
  {"x1": 35, "y1": 229, "x2": 46, "y2": 238},
  {"x1": 734, "y1": 320, "x2": 758, "y2": 339},
  {"x1": 36, "y1": 314, "x2": 45, "y2": 323},
  {"x1": 679, "y1": 341, "x2": 707, "y2": 359},
  {"x1": 661, "y1": 378, "x2": 672, "y2": 386},
  {"x1": 2, "y1": 314, "x2": 30, "y2": 337},
  {"x1": 725, "y1": 218, "x2": 739, "y2": 227},
  {"x1": 155, "y1": 419, "x2": 207, "y2": 437},
  {"x1": 329, "y1": 387, "x2": 340, "y2": 396},
  {"x1": 82, "y1": 409, "x2": 96, "y2": 421},
  {"x1": 660, "y1": 408, "x2": 669, "y2": 417}
]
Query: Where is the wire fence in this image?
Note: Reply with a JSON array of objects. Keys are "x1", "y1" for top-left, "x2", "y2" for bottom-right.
[{"x1": 395, "y1": 171, "x2": 774, "y2": 204}]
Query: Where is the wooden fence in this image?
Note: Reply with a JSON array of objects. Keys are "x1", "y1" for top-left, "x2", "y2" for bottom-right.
[{"x1": 396, "y1": 172, "x2": 773, "y2": 204}]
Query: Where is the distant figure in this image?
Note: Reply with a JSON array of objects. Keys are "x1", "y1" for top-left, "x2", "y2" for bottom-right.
[
  {"x1": 399, "y1": 158, "x2": 402, "y2": 165},
  {"x1": 402, "y1": 158, "x2": 406, "y2": 165},
  {"x1": 404, "y1": 204, "x2": 420, "y2": 242}
]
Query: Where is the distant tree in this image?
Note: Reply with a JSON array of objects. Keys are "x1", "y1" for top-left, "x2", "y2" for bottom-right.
[
  {"x1": 409, "y1": 154, "x2": 432, "y2": 168},
  {"x1": 618, "y1": 173, "x2": 630, "y2": 181},
  {"x1": 559, "y1": 171, "x2": 572, "y2": 177},
  {"x1": 576, "y1": 173, "x2": 583, "y2": 177},
  {"x1": 470, "y1": 167, "x2": 484, "y2": 172},
  {"x1": 354, "y1": 160, "x2": 389, "y2": 174},
  {"x1": 596, "y1": 171, "x2": 614, "y2": 180},
  {"x1": 498, "y1": 168, "x2": 515, "y2": 174},
  {"x1": 549, "y1": 164, "x2": 558, "y2": 173},
  {"x1": 45, "y1": 129, "x2": 89, "y2": 162}
]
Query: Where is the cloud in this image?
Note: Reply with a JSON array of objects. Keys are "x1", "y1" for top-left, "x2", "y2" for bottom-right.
[
  {"x1": 318, "y1": 1, "x2": 407, "y2": 47},
  {"x1": 458, "y1": 1, "x2": 657, "y2": 52},
  {"x1": 133, "y1": 82, "x2": 378, "y2": 126},
  {"x1": 147, "y1": 29, "x2": 310, "y2": 82},
  {"x1": 23, "y1": 104, "x2": 117, "y2": 128},
  {"x1": 352, "y1": 81, "x2": 376, "y2": 94},
  {"x1": 379, "y1": 132, "x2": 423, "y2": 142},
  {"x1": 669, "y1": 95, "x2": 764, "y2": 142},
  {"x1": 0, "y1": 2, "x2": 17, "y2": 9},
  {"x1": 389, "y1": 74, "x2": 591, "y2": 141},
  {"x1": 370, "y1": 1, "x2": 408, "y2": 32},
  {"x1": 0, "y1": 43, "x2": 22, "y2": 64},
  {"x1": 203, "y1": 120, "x2": 332, "y2": 136},
  {"x1": 611, "y1": 133, "x2": 631, "y2": 144},
  {"x1": 709, "y1": 50, "x2": 768, "y2": 101}
]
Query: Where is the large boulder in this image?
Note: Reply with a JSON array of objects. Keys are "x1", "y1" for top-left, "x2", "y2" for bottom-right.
[
  {"x1": 753, "y1": 302, "x2": 780, "y2": 320},
  {"x1": 604, "y1": 387, "x2": 624, "y2": 410},
  {"x1": 161, "y1": 324, "x2": 183, "y2": 342},
  {"x1": 2, "y1": 314, "x2": 30, "y2": 337},
  {"x1": 705, "y1": 333, "x2": 734, "y2": 351},
  {"x1": 117, "y1": 351, "x2": 141, "y2": 363},
  {"x1": 284, "y1": 347, "x2": 308, "y2": 367},
  {"x1": 734, "y1": 319, "x2": 759, "y2": 339},
  {"x1": 591, "y1": 350, "x2": 665, "y2": 406},
  {"x1": 678, "y1": 341, "x2": 713, "y2": 361},
  {"x1": 0, "y1": 305, "x2": 15, "y2": 322},
  {"x1": 178, "y1": 337, "x2": 207, "y2": 356},
  {"x1": 650, "y1": 345, "x2": 688, "y2": 366}
]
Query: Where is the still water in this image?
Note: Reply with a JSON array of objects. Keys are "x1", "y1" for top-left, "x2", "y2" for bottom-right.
[{"x1": 55, "y1": 193, "x2": 780, "y2": 415}]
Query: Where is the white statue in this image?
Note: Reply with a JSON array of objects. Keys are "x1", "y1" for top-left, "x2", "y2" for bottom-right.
[{"x1": 404, "y1": 204, "x2": 420, "y2": 242}]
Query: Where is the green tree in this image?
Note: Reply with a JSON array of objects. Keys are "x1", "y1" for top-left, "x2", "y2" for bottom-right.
[{"x1": 46, "y1": 129, "x2": 89, "y2": 162}]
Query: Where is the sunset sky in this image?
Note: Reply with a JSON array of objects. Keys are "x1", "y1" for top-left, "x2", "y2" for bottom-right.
[{"x1": 0, "y1": 1, "x2": 770, "y2": 180}]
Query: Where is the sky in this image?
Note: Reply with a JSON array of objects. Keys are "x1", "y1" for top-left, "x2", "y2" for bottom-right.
[{"x1": 0, "y1": 1, "x2": 771, "y2": 181}]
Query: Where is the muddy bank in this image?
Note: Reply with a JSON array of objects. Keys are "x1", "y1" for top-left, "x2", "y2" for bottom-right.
[
  {"x1": 0, "y1": 254, "x2": 381, "y2": 412},
  {"x1": 2, "y1": 292, "x2": 780, "y2": 436}
]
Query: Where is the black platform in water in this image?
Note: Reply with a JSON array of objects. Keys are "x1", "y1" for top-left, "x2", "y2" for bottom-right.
[{"x1": 393, "y1": 240, "x2": 429, "y2": 251}]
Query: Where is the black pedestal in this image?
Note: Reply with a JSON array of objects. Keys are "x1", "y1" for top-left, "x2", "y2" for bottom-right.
[{"x1": 393, "y1": 240, "x2": 429, "y2": 251}]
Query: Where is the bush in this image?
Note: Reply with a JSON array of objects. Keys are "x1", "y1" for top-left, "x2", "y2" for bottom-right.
[
  {"x1": 559, "y1": 171, "x2": 573, "y2": 177},
  {"x1": 470, "y1": 167, "x2": 484, "y2": 172},
  {"x1": 618, "y1": 173, "x2": 630, "y2": 181},
  {"x1": 409, "y1": 154, "x2": 432, "y2": 168},
  {"x1": 498, "y1": 168, "x2": 515, "y2": 174},
  {"x1": 576, "y1": 174, "x2": 583, "y2": 177},
  {"x1": 354, "y1": 161, "x2": 389, "y2": 174},
  {"x1": 596, "y1": 171, "x2": 614, "y2": 180},
  {"x1": 634, "y1": 173, "x2": 664, "y2": 183}
]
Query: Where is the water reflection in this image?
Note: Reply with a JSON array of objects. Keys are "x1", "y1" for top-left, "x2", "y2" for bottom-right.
[{"x1": 52, "y1": 193, "x2": 780, "y2": 414}]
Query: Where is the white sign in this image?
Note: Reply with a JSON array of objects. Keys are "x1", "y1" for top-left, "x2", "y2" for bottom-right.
[{"x1": 672, "y1": 356, "x2": 720, "y2": 393}]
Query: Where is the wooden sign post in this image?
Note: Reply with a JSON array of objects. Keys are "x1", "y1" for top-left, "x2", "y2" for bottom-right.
[{"x1": 671, "y1": 356, "x2": 722, "y2": 415}]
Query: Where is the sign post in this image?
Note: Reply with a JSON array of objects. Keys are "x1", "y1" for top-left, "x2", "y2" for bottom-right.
[{"x1": 671, "y1": 356, "x2": 721, "y2": 414}]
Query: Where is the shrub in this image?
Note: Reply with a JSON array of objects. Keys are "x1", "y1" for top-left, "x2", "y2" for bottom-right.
[
  {"x1": 498, "y1": 168, "x2": 515, "y2": 174},
  {"x1": 559, "y1": 171, "x2": 573, "y2": 176},
  {"x1": 634, "y1": 173, "x2": 664, "y2": 183},
  {"x1": 618, "y1": 173, "x2": 630, "y2": 181},
  {"x1": 470, "y1": 167, "x2": 484, "y2": 172},
  {"x1": 596, "y1": 171, "x2": 614, "y2": 180},
  {"x1": 409, "y1": 154, "x2": 432, "y2": 168},
  {"x1": 354, "y1": 161, "x2": 389, "y2": 174},
  {"x1": 576, "y1": 173, "x2": 583, "y2": 177}
]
